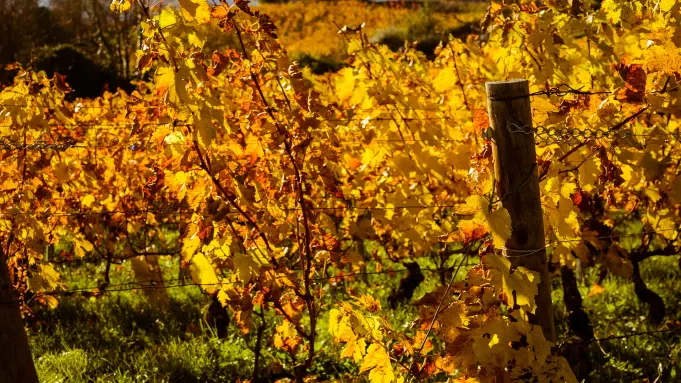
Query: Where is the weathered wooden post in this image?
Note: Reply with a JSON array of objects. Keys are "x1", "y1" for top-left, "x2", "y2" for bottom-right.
[{"x1": 485, "y1": 79, "x2": 556, "y2": 342}]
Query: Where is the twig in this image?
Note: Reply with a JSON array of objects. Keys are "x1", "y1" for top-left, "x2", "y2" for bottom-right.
[{"x1": 135, "y1": 0, "x2": 179, "y2": 72}]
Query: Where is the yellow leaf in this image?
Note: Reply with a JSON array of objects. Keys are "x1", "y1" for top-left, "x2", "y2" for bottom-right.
[
  {"x1": 600, "y1": 0, "x2": 622, "y2": 23},
  {"x1": 454, "y1": 195, "x2": 485, "y2": 215},
  {"x1": 43, "y1": 295, "x2": 59, "y2": 309},
  {"x1": 0, "y1": 179, "x2": 18, "y2": 191},
  {"x1": 233, "y1": 252, "x2": 263, "y2": 282},
  {"x1": 110, "y1": 0, "x2": 132, "y2": 13},
  {"x1": 656, "y1": 216, "x2": 678, "y2": 240},
  {"x1": 189, "y1": 253, "x2": 219, "y2": 294},
  {"x1": 341, "y1": 338, "x2": 367, "y2": 363},
  {"x1": 74, "y1": 238, "x2": 94, "y2": 258},
  {"x1": 438, "y1": 301, "x2": 469, "y2": 328},
  {"x1": 130, "y1": 256, "x2": 170, "y2": 306},
  {"x1": 155, "y1": 66, "x2": 190, "y2": 105},
  {"x1": 164, "y1": 131, "x2": 185, "y2": 145},
  {"x1": 182, "y1": 232, "x2": 201, "y2": 262},
  {"x1": 28, "y1": 264, "x2": 61, "y2": 292},
  {"x1": 273, "y1": 320, "x2": 301, "y2": 352},
  {"x1": 485, "y1": 207, "x2": 512, "y2": 248},
  {"x1": 159, "y1": 9, "x2": 178, "y2": 29},
  {"x1": 329, "y1": 309, "x2": 353, "y2": 342},
  {"x1": 195, "y1": 112, "x2": 217, "y2": 147},
  {"x1": 360, "y1": 343, "x2": 395, "y2": 383},
  {"x1": 81, "y1": 195, "x2": 96, "y2": 208},
  {"x1": 472, "y1": 318, "x2": 517, "y2": 368},
  {"x1": 188, "y1": 32, "x2": 205, "y2": 49},
  {"x1": 178, "y1": 0, "x2": 211, "y2": 24},
  {"x1": 457, "y1": 196, "x2": 512, "y2": 248},
  {"x1": 488, "y1": 333, "x2": 500, "y2": 347},
  {"x1": 484, "y1": 253, "x2": 540, "y2": 312},
  {"x1": 433, "y1": 67, "x2": 457, "y2": 92},
  {"x1": 356, "y1": 294, "x2": 381, "y2": 313},
  {"x1": 660, "y1": 0, "x2": 676, "y2": 13},
  {"x1": 334, "y1": 68, "x2": 356, "y2": 102}
]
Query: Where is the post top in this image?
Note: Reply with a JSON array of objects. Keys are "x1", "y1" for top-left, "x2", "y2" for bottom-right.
[
  {"x1": 485, "y1": 78, "x2": 528, "y2": 85},
  {"x1": 485, "y1": 78, "x2": 530, "y2": 101}
]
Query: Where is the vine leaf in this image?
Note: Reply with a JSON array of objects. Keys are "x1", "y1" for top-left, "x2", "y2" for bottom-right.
[
  {"x1": 189, "y1": 253, "x2": 219, "y2": 294},
  {"x1": 159, "y1": 9, "x2": 178, "y2": 29},
  {"x1": 360, "y1": 343, "x2": 395, "y2": 383},
  {"x1": 235, "y1": 0, "x2": 254, "y2": 16},
  {"x1": 484, "y1": 253, "x2": 540, "y2": 313},
  {"x1": 109, "y1": 0, "x2": 132, "y2": 13},
  {"x1": 233, "y1": 249, "x2": 270, "y2": 282},
  {"x1": 178, "y1": 0, "x2": 211, "y2": 24},
  {"x1": 274, "y1": 320, "x2": 301, "y2": 353},
  {"x1": 456, "y1": 196, "x2": 512, "y2": 248}
]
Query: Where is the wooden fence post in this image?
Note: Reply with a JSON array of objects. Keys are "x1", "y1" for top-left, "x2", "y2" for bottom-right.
[{"x1": 485, "y1": 79, "x2": 556, "y2": 342}]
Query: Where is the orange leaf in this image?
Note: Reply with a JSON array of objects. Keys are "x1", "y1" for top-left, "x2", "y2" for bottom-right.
[
  {"x1": 588, "y1": 283, "x2": 605, "y2": 297},
  {"x1": 473, "y1": 109, "x2": 489, "y2": 134}
]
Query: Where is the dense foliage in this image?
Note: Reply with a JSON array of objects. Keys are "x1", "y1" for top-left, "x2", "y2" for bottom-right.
[{"x1": 1, "y1": 0, "x2": 681, "y2": 382}]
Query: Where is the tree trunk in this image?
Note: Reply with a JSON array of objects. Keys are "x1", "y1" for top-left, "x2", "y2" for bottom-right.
[
  {"x1": 0, "y1": 246, "x2": 39, "y2": 383},
  {"x1": 559, "y1": 266, "x2": 593, "y2": 381},
  {"x1": 632, "y1": 259, "x2": 665, "y2": 325}
]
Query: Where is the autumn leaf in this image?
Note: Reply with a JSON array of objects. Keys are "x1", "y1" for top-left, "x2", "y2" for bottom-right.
[
  {"x1": 360, "y1": 343, "x2": 395, "y2": 383},
  {"x1": 235, "y1": 0, "x2": 254, "y2": 16},
  {"x1": 274, "y1": 320, "x2": 301, "y2": 353},
  {"x1": 615, "y1": 63, "x2": 646, "y2": 102},
  {"x1": 484, "y1": 253, "x2": 540, "y2": 312},
  {"x1": 81, "y1": 195, "x2": 96, "y2": 208},
  {"x1": 329, "y1": 308, "x2": 356, "y2": 343},
  {"x1": 472, "y1": 109, "x2": 489, "y2": 134},
  {"x1": 158, "y1": 9, "x2": 178, "y2": 30},
  {"x1": 341, "y1": 337, "x2": 367, "y2": 363},
  {"x1": 438, "y1": 301, "x2": 469, "y2": 328},
  {"x1": 178, "y1": 0, "x2": 211, "y2": 24},
  {"x1": 110, "y1": 0, "x2": 132, "y2": 13},
  {"x1": 137, "y1": 53, "x2": 155, "y2": 73},
  {"x1": 189, "y1": 253, "x2": 220, "y2": 294},
  {"x1": 356, "y1": 294, "x2": 381, "y2": 313},
  {"x1": 256, "y1": 12, "x2": 278, "y2": 39},
  {"x1": 588, "y1": 283, "x2": 605, "y2": 297},
  {"x1": 233, "y1": 248, "x2": 270, "y2": 282},
  {"x1": 455, "y1": 196, "x2": 512, "y2": 248},
  {"x1": 472, "y1": 318, "x2": 518, "y2": 369},
  {"x1": 28, "y1": 264, "x2": 62, "y2": 293},
  {"x1": 182, "y1": 231, "x2": 201, "y2": 262}
]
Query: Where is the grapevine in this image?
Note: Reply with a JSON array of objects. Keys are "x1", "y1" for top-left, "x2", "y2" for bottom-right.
[{"x1": 1, "y1": 0, "x2": 680, "y2": 382}]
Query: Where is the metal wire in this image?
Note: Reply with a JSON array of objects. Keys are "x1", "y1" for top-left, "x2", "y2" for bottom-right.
[{"x1": 501, "y1": 122, "x2": 677, "y2": 146}]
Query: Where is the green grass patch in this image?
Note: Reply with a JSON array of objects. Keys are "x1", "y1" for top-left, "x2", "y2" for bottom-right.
[{"x1": 28, "y1": 251, "x2": 681, "y2": 382}]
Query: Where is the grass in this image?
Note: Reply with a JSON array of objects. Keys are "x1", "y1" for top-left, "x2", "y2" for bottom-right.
[
  {"x1": 27, "y1": 251, "x2": 681, "y2": 382},
  {"x1": 552, "y1": 255, "x2": 681, "y2": 382}
]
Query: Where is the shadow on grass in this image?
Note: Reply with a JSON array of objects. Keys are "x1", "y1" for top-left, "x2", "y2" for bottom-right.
[{"x1": 553, "y1": 255, "x2": 681, "y2": 382}]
